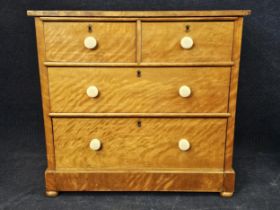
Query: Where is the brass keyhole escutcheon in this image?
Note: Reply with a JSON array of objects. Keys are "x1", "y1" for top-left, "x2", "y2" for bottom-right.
[
  {"x1": 185, "y1": 25, "x2": 190, "y2": 32},
  {"x1": 88, "y1": 24, "x2": 93, "y2": 33}
]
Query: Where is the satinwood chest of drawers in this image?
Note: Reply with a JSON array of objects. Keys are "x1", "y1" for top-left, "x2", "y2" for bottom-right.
[{"x1": 27, "y1": 10, "x2": 250, "y2": 197}]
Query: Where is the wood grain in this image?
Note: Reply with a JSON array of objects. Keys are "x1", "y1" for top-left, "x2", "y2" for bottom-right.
[
  {"x1": 136, "y1": 20, "x2": 142, "y2": 64},
  {"x1": 44, "y1": 21, "x2": 136, "y2": 63},
  {"x1": 45, "y1": 170, "x2": 56, "y2": 191},
  {"x1": 49, "y1": 113, "x2": 231, "y2": 118},
  {"x1": 44, "y1": 61, "x2": 234, "y2": 67},
  {"x1": 48, "y1": 67, "x2": 231, "y2": 113},
  {"x1": 53, "y1": 118, "x2": 227, "y2": 170},
  {"x1": 34, "y1": 18, "x2": 55, "y2": 170},
  {"x1": 142, "y1": 21, "x2": 234, "y2": 63},
  {"x1": 40, "y1": 17, "x2": 239, "y2": 21},
  {"x1": 222, "y1": 18, "x2": 244, "y2": 193},
  {"x1": 27, "y1": 10, "x2": 251, "y2": 17},
  {"x1": 45, "y1": 170, "x2": 224, "y2": 191},
  {"x1": 223, "y1": 169, "x2": 235, "y2": 194}
]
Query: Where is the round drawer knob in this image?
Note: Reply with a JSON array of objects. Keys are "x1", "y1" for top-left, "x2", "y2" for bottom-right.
[
  {"x1": 178, "y1": 139, "x2": 191, "y2": 151},
  {"x1": 180, "y1": 36, "x2": 194, "y2": 49},
  {"x1": 89, "y1": 139, "x2": 102, "y2": 151},
  {"x1": 179, "y1": 85, "x2": 191, "y2": 98},
  {"x1": 84, "y1": 36, "x2": 97, "y2": 49},
  {"x1": 86, "y1": 86, "x2": 99, "y2": 98}
]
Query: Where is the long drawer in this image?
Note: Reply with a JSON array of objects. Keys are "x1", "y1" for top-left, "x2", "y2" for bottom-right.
[
  {"x1": 48, "y1": 67, "x2": 231, "y2": 113},
  {"x1": 53, "y1": 118, "x2": 227, "y2": 170}
]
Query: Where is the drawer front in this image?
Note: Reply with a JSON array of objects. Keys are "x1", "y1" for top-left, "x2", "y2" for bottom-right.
[
  {"x1": 48, "y1": 67, "x2": 230, "y2": 113},
  {"x1": 53, "y1": 118, "x2": 227, "y2": 170},
  {"x1": 142, "y1": 21, "x2": 234, "y2": 63},
  {"x1": 44, "y1": 22, "x2": 136, "y2": 63}
]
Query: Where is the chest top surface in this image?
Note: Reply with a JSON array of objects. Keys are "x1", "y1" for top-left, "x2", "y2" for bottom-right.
[{"x1": 27, "y1": 10, "x2": 251, "y2": 17}]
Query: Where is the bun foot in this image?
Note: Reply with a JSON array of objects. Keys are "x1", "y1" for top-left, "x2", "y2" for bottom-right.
[
  {"x1": 220, "y1": 191, "x2": 234, "y2": 198},
  {"x1": 46, "y1": 191, "x2": 58, "y2": 197}
]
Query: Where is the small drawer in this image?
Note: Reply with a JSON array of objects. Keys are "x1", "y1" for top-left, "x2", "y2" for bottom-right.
[
  {"x1": 53, "y1": 118, "x2": 227, "y2": 170},
  {"x1": 142, "y1": 21, "x2": 234, "y2": 63},
  {"x1": 44, "y1": 21, "x2": 136, "y2": 63},
  {"x1": 48, "y1": 67, "x2": 230, "y2": 113}
]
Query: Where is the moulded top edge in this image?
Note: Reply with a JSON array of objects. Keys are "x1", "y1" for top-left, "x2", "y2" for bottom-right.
[{"x1": 27, "y1": 10, "x2": 251, "y2": 17}]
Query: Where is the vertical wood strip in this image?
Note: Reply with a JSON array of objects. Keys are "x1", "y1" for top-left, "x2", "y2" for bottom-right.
[
  {"x1": 136, "y1": 19, "x2": 142, "y2": 64},
  {"x1": 45, "y1": 170, "x2": 57, "y2": 191},
  {"x1": 35, "y1": 18, "x2": 55, "y2": 170},
  {"x1": 223, "y1": 17, "x2": 244, "y2": 192},
  {"x1": 223, "y1": 169, "x2": 235, "y2": 193}
]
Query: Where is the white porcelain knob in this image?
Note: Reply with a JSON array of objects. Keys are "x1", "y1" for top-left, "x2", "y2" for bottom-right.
[
  {"x1": 86, "y1": 86, "x2": 99, "y2": 98},
  {"x1": 84, "y1": 36, "x2": 97, "y2": 49},
  {"x1": 89, "y1": 139, "x2": 102, "y2": 151},
  {"x1": 180, "y1": 36, "x2": 194, "y2": 49},
  {"x1": 178, "y1": 139, "x2": 191, "y2": 151},
  {"x1": 179, "y1": 85, "x2": 191, "y2": 98}
]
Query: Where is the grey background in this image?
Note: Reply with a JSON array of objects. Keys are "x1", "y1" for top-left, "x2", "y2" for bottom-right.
[{"x1": 0, "y1": 0, "x2": 279, "y2": 209}]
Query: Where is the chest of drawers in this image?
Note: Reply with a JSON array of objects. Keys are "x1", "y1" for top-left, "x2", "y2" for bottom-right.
[{"x1": 27, "y1": 10, "x2": 250, "y2": 197}]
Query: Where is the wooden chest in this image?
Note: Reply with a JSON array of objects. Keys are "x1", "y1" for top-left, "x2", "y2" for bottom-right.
[{"x1": 27, "y1": 10, "x2": 250, "y2": 197}]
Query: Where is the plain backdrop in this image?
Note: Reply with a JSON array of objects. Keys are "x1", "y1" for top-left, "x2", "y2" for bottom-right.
[{"x1": 0, "y1": 1, "x2": 279, "y2": 210}]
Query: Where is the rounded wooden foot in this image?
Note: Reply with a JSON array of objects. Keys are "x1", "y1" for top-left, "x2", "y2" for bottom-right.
[
  {"x1": 46, "y1": 191, "x2": 58, "y2": 197},
  {"x1": 220, "y1": 191, "x2": 234, "y2": 198}
]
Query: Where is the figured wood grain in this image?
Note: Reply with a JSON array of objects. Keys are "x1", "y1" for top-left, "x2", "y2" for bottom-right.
[
  {"x1": 27, "y1": 10, "x2": 251, "y2": 17},
  {"x1": 53, "y1": 118, "x2": 227, "y2": 170},
  {"x1": 45, "y1": 170, "x2": 56, "y2": 191},
  {"x1": 45, "y1": 170, "x2": 224, "y2": 191},
  {"x1": 49, "y1": 113, "x2": 231, "y2": 118},
  {"x1": 223, "y1": 169, "x2": 235, "y2": 193},
  {"x1": 44, "y1": 22, "x2": 136, "y2": 63},
  {"x1": 136, "y1": 20, "x2": 142, "y2": 64},
  {"x1": 142, "y1": 21, "x2": 234, "y2": 63},
  {"x1": 44, "y1": 61, "x2": 234, "y2": 67},
  {"x1": 222, "y1": 18, "x2": 244, "y2": 193},
  {"x1": 225, "y1": 18, "x2": 243, "y2": 171},
  {"x1": 48, "y1": 67, "x2": 231, "y2": 113},
  {"x1": 40, "y1": 17, "x2": 239, "y2": 21},
  {"x1": 34, "y1": 18, "x2": 55, "y2": 170}
]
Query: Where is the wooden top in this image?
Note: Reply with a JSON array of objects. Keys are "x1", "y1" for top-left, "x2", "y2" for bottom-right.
[{"x1": 27, "y1": 10, "x2": 251, "y2": 17}]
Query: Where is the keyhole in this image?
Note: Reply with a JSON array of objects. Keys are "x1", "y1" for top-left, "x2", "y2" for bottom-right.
[
  {"x1": 185, "y1": 25, "x2": 190, "y2": 32},
  {"x1": 137, "y1": 70, "x2": 141, "y2": 78},
  {"x1": 88, "y1": 24, "x2": 93, "y2": 33},
  {"x1": 137, "y1": 120, "x2": 142, "y2": 128}
]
